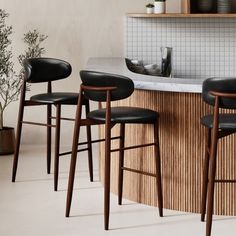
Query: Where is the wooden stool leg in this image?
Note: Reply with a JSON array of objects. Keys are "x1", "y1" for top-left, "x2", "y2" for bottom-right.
[
  {"x1": 85, "y1": 102, "x2": 93, "y2": 182},
  {"x1": 12, "y1": 82, "x2": 26, "y2": 182},
  {"x1": 118, "y1": 123, "x2": 125, "y2": 205},
  {"x1": 154, "y1": 120, "x2": 163, "y2": 217},
  {"x1": 12, "y1": 106, "x2": 24, "y2": 182},
  {"x1": 206, "y1": 98, "x2": 219, "y2": 236},
  {"x1": 47, "y1": 104, "x2": 52, "y2": 174},
  {"x1": 201, "y1": 129, "x2": 211, "y2": 222},
  {"x1": 86, "y1": 125, "x2": 93, "y2": 181},
  {"x1": 206, "y1": 141, "x2": 218, "y2": 236},
  {"x1": 206, "y1": 140, "x2": 218, "y2": 236},
  {"x1": 54, "y1": 104, "x2": 61, "y2": 191},
  {"x1": 104, "y1": 91, "x2": 112, "y2": 230},
  {"x1": 104, "y1": 131, "x2": 111, "y2": 230},
  {"x1": 66, "y1": 94, "x2": 83, "y2": 217}
]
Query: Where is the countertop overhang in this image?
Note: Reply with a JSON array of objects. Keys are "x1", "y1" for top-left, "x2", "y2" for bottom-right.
[{"x1": 86, "y1": 57, "x2": 204, "y2": 93}]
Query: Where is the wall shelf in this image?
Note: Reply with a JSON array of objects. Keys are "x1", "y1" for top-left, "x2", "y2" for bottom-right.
[{"x1": 126, "y1": 13, "x2": 236, "y2": 18}]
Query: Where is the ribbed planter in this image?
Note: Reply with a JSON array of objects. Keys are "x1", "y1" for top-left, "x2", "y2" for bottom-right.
[
  {"x1": 154, "y1": 1, "x2": 166, "y2": 14},
  {"x1": 217, "y1": 0, "x2": 231, "y2": 13},
  {"x1": 198, "y1": 0, "x2": 213, "y2": 13},
  {"x1": 0, "y1": 127, "x2": 15, "y2": 155}
]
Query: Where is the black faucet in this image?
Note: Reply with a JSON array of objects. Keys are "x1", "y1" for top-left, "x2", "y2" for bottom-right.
[{"x1": 161, "y1": 47, "x2": 172, "y2": 77}]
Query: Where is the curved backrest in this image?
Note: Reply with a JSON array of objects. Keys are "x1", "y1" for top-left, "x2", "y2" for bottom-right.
[
  {"x1": 202, "y1": 77, "x2": 236, "y2": 109},
  {"x1": 80, "y1": 70, "x2": 134, "y2": 102},
  {"x1": 24, "y1": 58, "x2": 72, "y2": 83}
]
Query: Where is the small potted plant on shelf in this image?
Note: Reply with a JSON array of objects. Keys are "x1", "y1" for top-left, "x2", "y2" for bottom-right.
[
  {"x1": 146, "y1": 3, "x2": 154, "y2": 14},
  {"x1": 154, "y1": 0, "x2": 166, "y2": 14},
  {"x1": 0, "y1": 9, "x2": 47, "y2": 155}
]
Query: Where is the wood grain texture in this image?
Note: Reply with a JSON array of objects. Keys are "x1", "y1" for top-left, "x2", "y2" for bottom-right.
[{"x1": 99, "y1": 90, "x2": 236, "y2": 216}]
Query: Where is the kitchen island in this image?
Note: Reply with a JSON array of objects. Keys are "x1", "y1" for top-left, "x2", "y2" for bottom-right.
[{"x1": 86, "y1": 57, "x2": 236, "y2": 216}]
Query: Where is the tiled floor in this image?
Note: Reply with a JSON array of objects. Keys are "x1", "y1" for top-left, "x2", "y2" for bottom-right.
[{"x1": 0, "y1": 145, "x2": 236, "y2": 236}]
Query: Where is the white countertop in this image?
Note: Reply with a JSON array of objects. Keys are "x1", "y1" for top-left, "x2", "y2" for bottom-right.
[{"x1": 86, "y1": 57, "x2": 204, "y2": 93}]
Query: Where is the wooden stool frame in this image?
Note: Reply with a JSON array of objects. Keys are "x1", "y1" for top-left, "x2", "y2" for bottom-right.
[
  {"x1": 201, "y1": 91, "x2": 236, "y2": 236},
  {"x1": 66, "y1": 84, "x2": 163, "y2": 230}
]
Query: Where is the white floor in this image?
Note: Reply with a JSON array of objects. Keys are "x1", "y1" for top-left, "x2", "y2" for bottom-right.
[{"x1": 0, "y1": 145, "x2": 236, "y2": 236}]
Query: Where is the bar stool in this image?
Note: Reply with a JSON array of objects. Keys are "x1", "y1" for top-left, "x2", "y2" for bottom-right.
[
  {"x1": 66, "y1": 70, "x2": 163, "y2": 230},
  {"x1": 201, "y1": 77, "x2": 236, "y2": 236},
  {"x1": 12, "y1": 58, "x2": 94, "y2": 191}
]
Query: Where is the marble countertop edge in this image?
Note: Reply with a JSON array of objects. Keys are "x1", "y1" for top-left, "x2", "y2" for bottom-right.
[{"x1": 86, "y1": 57, "x2": 204, "y2": 94}]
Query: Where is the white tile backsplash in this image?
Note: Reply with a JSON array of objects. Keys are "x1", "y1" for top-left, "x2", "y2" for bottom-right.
[{"x1": 126, "y1": 17, "x2": 236, "y2": 79}]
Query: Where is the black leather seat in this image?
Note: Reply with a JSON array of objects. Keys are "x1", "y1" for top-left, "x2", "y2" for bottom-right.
[
  {"x1": 12, "y1": 58, "x2": 94, "y2": 192},
  {"x1": 200, "y1": 77, "x2": 236, "y2": 236},
  {"x1": 87, "y1": 106, "x2": 158, "y2": 124},
  {"x1": 66, "y1": 70, "x2": 163, "y2": 231},
  {"x1": 30, "y1": 92, "x2": 79, "y2": 104},
  {"x1": 201, "y1": 114, "x2": 236, "y2": 129}
]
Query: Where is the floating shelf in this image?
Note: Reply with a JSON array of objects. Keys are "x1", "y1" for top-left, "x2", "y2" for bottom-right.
[{"x1": 127, "y1": 13, "x2": 236, "y2": 18}]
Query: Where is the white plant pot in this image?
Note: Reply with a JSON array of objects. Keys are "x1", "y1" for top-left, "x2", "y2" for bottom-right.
[
  {"x1": 146, "y1": 7, "x2": 154, "y2": 14},
  {"x1": 154, "y1": 2, "x2": 166, "y2": 14}
]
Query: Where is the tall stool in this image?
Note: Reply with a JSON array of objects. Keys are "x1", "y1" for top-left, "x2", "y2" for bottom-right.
[
  {"x1": 66, "y1": 70, "x2": 163, "y2": 230},
  {"x1": 201, "y1": 77, "x2": 236, "y2": 236},
  {"x1": 12, "y1": 58, "x2": 94, "y2": 191}
]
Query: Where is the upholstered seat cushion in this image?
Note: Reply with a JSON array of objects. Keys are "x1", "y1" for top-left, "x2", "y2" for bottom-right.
[
  {"x1": 87, "y1": 106, "x2": 158, "y2": 124},
  {"x1": 30, "y1": 92, "x2": 79, "y2": 105},
  {"x1": 201, "y1": 114, "x2": 236, "y2": 129}
]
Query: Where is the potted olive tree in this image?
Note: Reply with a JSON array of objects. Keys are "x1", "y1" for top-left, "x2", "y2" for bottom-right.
[
  {"x1": 0, "y1": 9, "x2": 47, "y2": 155},
  {"x1": 0, "y1": 9, "x2": 17, "y2": 154}
]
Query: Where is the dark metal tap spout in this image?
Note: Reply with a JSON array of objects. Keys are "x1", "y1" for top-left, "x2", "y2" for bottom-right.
[{"x1": 161, "y1": 47, "x2": 172, "y2": 77}]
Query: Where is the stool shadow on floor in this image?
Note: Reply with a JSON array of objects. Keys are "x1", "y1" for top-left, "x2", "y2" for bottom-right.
[
  {"x1": 111, "y1": 215, "x2": 200, "y2": 231},
  {"x1": 57, "y1": 186, "x2": 102, "y2": 192},
  {"x1": 70, "y1": 207, "x2": 158, "y2": 218}
]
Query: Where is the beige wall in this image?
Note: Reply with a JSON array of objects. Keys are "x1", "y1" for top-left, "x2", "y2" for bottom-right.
[{"x1": 1, "y1": 0, "x2": 180, "y2": 146}]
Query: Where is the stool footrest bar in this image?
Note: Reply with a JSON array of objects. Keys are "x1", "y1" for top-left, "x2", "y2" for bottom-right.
[
  {"x1": 50, "y1": 117, "x2": 103, "y2": 126},
  {"x1": 78, "y1": 136, "x2": 121, "y2": 146},
  {"x1": 59, "y1": 148, "x2": 89, "y2": 157},
  {"x1": 122, "y1": 167, "x2": 156, "y2": 177},
  {"x1": 22, "y1": 121, "x2": 56, "y2": 128},
  {"x1": 111, "y1": 143, "x2": 156, "y2": 152}
]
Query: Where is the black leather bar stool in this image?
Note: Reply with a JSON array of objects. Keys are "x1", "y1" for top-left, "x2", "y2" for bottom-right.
[
  {"x1": 12, "y1": 58, "x2": 94, "y2": 191},
  {"x1": 201, "y1": 77, "x2": 236, "y2": 236},
  {"x1": 66, "y1": 70, "x2": 163, "y2": 230}
]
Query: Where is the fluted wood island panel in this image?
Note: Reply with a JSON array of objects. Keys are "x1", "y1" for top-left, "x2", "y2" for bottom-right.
[{"x1": 99, "y1": 90, "x2": 236, "y2": 216}]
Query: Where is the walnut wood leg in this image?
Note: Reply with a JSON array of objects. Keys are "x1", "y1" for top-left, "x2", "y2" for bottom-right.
[
  {"x1": 154, "y1": 120, "x2": 163, "y2": 217},
  {"x1": 85, "y1": 101, "x2": 93, "y2": 182},
  {"x1": 12, "y1": 82, "x2": 26, "y2": 182},
  {"x1": 12, "y1": 110, "x2": 24, "y2": 182},
  {"x1": 118, "y1": 123, "x2": 125, "y2": 205},
  {"x1": 47, "y1": 104, "x2": 52, "y2": 174},
  {"x1": 104, "y1": 130, "x2": 111, "y2": 230},
  {"x1": 201, "y1": 129, "x2": 211, "y2": 222},
  {"x1": 206, "y1": 98, "x2": 219, "y2": 236},
  {"x1": 54, "y1": 104, "x2": 61, "y2": 191},
  {"x1": 66, "y1": 94, "x2": 83, "y2": 217},
  {"x1": 104, "y1": 91, "x2": 112, "y2": 230},
  {"x1": 206, "y1": 138, "x2": 218, "y2": 236}
]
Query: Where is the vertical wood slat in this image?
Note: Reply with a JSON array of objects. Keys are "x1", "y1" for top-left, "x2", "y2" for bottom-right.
[{"x1": 99, "y1": 90, "x2": 236, "y2": 216}]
